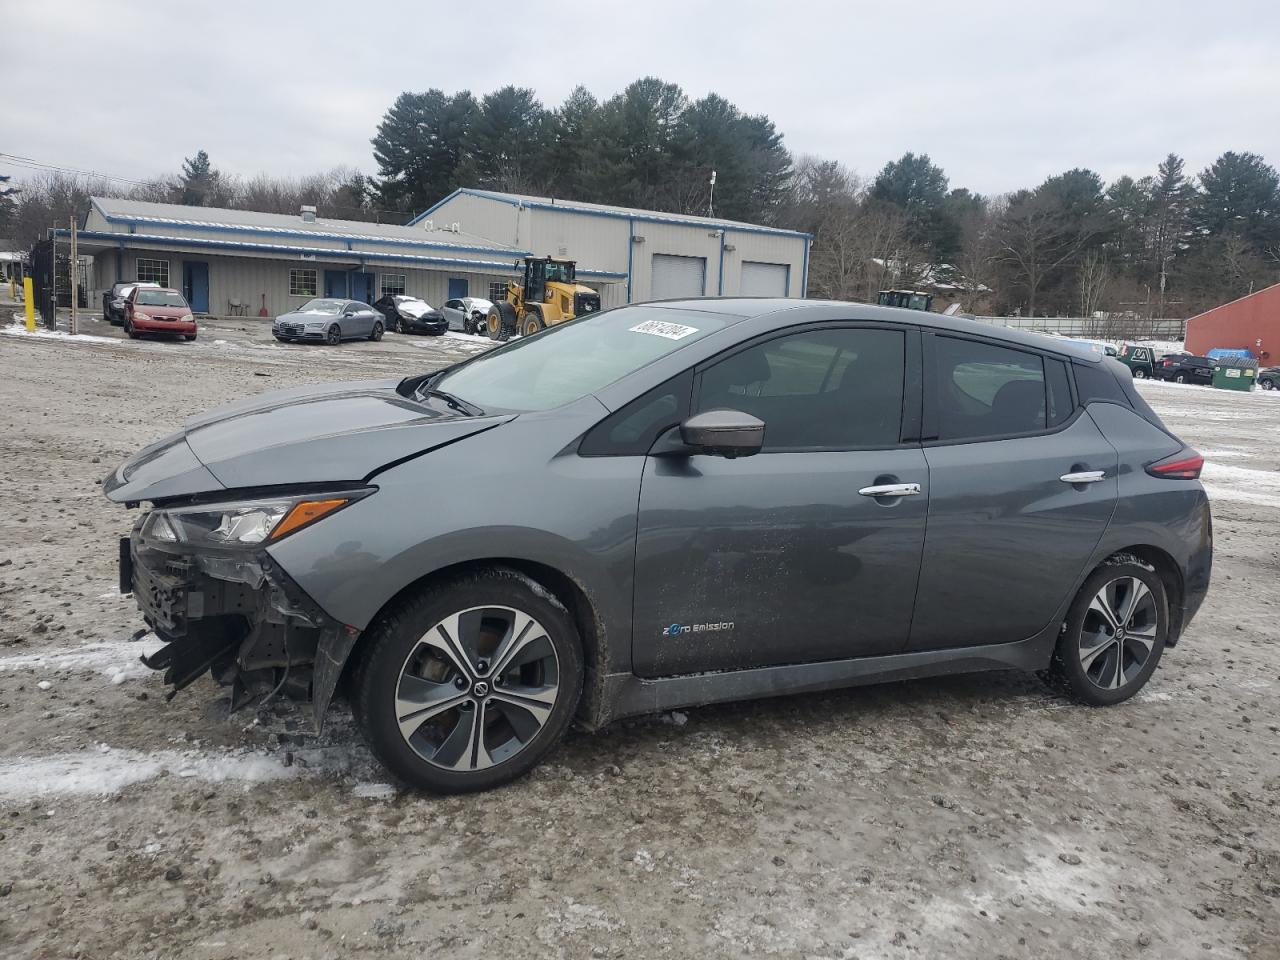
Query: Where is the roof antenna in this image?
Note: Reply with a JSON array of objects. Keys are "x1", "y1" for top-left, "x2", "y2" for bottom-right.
[{"x1": 708, "y1": 170, "x2": 717, "y2": 218}]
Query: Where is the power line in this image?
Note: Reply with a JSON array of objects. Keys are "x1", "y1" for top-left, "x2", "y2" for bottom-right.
[{"x1": 0, "y1": 152, "x2": 153, "y2": 187}]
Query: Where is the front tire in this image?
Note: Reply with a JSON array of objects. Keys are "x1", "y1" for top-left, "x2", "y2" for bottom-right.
[
  {"x1": 1046, "y1": 560, "x2": 1167, "y2": 706},
  {"x1": 353, "y1": 569, "x2": 583, "y2": 793},
  {"x1": 487, "y1": 302, "x2": 517, "y2": 342},
  {"x1": 326, "y1": 324, "x2": 341, "y2": 345},
  {"x1": 124, "y1": 319, "x2": 139, "y2": 339}
]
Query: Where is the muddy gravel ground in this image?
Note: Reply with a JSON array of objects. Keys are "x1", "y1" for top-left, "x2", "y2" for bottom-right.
[{"x1": 1, "y1": 309, "x2": 1278, "y2": 960}]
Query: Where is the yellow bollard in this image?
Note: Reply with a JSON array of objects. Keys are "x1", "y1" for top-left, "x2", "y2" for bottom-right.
[{"x1": 23, "y1": 277, "x2": 36, "y2": 332}]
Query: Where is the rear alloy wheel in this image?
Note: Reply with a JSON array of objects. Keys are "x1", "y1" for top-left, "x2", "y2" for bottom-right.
[
  {"x1": 369, "y1": 320, "x2": 384, "y2": 342},
  {"x1": 1261, "y1": 377, "x2": 1275, "y2": 391},
  {"x1": 1174, "y1": 372, "x2": 1187, "y2": 383},
  {"x1": 326, "y1": 324, "x2": 341, "y2": 346},
  {"x1": 353, "y1": 570, "x2": 583, "y2": 793},
  {"x1": 1047, "y1": 561, "x2": 1167, "y2": 706},
  {"x1": 1132, "y1": 368, "x2": 1147, "y2": 379}
]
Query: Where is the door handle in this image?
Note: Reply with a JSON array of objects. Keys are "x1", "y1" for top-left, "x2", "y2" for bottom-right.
[
  {"x1": 858, "y1": 483, "x2": 922, "y2": 498},
  {"x1": 1059, "y1": 470, "x2": 1106, "y2": 484}
]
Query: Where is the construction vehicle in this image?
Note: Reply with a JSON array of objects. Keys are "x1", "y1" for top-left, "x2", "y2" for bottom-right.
[
  {"x1": 486, "y1": 256, "x2": 603, "y2": 341},
  {"x1": 876, "y1": 289, "x2": 933, "y2": 311}
]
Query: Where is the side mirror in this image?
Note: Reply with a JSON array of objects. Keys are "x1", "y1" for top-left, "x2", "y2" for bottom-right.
[
  {"x1": 344, "y1": 309, "x2": 356, "y2": 317},
  {"x1": 680, "y1": 409, "x2": 765, "y2": 458}
]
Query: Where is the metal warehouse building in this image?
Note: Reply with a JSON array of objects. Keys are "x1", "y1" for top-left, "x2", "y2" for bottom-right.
[
  {"x1": 413, "y1": 189, "x2": 811, "y2": 309},
  {"x1": 71, "y1": 190, "x2": 809, "y2": 319},
  {"x1": 75, "y1": 197, "x2": 534, "y2": 319},
  {"x1": 1185, "y1": 281, "x2": 1280, "y2": 364}
]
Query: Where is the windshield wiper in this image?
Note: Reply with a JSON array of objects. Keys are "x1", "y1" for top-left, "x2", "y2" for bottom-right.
[{"x1": 423, "y1": 387, "x2": 484, "y2": 417}]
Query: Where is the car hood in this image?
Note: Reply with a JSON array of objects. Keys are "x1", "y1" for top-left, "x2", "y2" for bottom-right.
[
  {"x1": 103, "y1": 378, "x2": 513, "y2": 503},
  {"x1": 135, "y1": 304, "x2": 190, "y2": 318},
  {"x1": 275, "y1": 310, "x2": 339, "y2": 325}
]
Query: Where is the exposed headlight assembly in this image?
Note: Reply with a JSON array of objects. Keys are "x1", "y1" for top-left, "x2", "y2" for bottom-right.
[{"x1": 144, "y1": 491, "x2": 370, "y2": 548}]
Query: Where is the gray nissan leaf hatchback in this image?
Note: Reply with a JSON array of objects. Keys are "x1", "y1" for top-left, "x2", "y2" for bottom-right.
[{"x1": 106, "y1": 300, "x2": 1212, "y2": 792}]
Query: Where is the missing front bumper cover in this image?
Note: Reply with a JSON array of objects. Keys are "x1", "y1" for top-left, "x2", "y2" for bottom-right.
[{"x1": 125, "y1": 531, "x2": 356, "y2": 729}]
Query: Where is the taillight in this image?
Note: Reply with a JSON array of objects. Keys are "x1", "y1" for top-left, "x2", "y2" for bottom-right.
[{"x1": 1146, "y1": 450, "x2": 1204, "y2": 479}]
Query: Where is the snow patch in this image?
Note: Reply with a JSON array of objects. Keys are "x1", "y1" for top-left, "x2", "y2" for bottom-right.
[
  {"x1": 0, "y1": 637, "x2": 164, "y2": 682},
  {"x1": 352, "y1": 781, "x2": 397, "y2": 799},
  {"x1": 0, "y1": 746, "x2": 301, "y2": 798},
  {"x1": 4, "y1": 318, "x2": 119, "y2": 344}
]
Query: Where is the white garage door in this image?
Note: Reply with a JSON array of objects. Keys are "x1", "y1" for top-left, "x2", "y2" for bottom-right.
[
  {"x1": 739, "y1": 261, "x2": 790, "y2": 297},
  {"x1": 650, "y1": 254, "x2": 706, "y2": 300}
]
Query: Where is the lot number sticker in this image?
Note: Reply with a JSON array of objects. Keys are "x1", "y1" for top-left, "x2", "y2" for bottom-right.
[{"x1": 629, "y1": 320, "x2": 699, "y2": 340}]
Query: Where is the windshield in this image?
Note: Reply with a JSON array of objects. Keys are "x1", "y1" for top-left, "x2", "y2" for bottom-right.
[
  {"x1": 135, "y1": 290, "x2": 187, "y2": 308},
  {"x1": 297, "y1": 298, "x2": 345, "y2": 315},
  {"x1": 433, "y1": 305, "x2": 733, "y2": 412}
]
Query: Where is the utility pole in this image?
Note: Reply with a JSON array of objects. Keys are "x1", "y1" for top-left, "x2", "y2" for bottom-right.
[{"x1": 69, "y1": 217, "x2": 79, "y2": 335}]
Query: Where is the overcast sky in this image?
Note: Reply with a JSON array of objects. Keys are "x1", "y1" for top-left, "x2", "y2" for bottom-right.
[{"x1": 8, "y1": 0, "x2": 1279, "y2": 204}]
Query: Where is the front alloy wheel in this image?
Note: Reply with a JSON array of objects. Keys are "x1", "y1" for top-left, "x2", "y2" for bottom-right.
[
  {"x1": 327, "y1": 324, "x2": 341, "y2": 345},
  {"x1": 354, "y1": 569, "x2": 583, "y2": 792},
  {"x1": 1047, "y1": 560, "x2": 1167, "y2": 705}
]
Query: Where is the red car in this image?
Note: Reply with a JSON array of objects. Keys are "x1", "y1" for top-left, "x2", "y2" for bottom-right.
[{"x1": 124, "y1": 287, "x2": 198, "y2": 341}]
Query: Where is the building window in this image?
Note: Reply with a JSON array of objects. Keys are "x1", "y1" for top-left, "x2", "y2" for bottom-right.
[
  {"x1": 381, "y1": 274, "x2": 406, "y2": 296},
  {"x1": 290, "y1": 269, "x2": 318, "y2": 297},
  {"x1": 136, "y1": 258, "x2": 169, "y2": 287},
  {"x1": 488, "y1": 281, "x2": 510, "y2": 302}
]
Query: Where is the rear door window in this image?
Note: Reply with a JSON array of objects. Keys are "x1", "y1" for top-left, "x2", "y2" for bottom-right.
[{"x1": 933, "y1": 336, "x2": 1048, "y2": 441}]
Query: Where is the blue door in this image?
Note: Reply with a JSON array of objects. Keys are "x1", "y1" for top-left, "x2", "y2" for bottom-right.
[
  {"x1": 182, "y1": 262, "x2": 209, "y2": 313},
  {"x1": 324, "y1": 270, "x2": 348, "y2": 298},
  {"x1": 353, "y1": 272, "x2": 376, "y2": 304},
  {"x1": 448, "y1": 277, "x2": 469, "y2": 299}
]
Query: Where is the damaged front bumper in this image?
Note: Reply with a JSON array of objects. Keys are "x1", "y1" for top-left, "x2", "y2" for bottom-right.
[{"x1": 121, "y1": 519, "x2": 360, "y2": 729}]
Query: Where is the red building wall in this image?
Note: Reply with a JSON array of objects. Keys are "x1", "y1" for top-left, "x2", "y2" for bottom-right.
[{"x1": 1185, "y1": 282, "x2": 1280, "y2": 362}]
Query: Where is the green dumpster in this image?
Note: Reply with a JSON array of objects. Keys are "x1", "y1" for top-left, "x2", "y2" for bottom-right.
[{"x1": 1212, "y1": 356, "x2": 1258, "y2": 392}]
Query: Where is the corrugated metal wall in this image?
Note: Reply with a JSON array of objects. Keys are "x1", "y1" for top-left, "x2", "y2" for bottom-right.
[
  {"x1": 91, "y1": 246, "x2": 518, "y2": 319},
  {"x1": 1185, "y1": 283, "x2": 1280, "y2": 362},
  {"x1": 427, "y1": 194, "x2": 809, "y2": 304}
]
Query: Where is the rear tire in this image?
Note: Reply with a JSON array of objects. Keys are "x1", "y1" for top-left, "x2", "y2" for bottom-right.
[
  {"x1": 522, "y1": 309, "x2": 546, "y2": 337},
  {"x1": 1174, "y1": 372, "x2": 1186, "y2": 383},
  {"x1": 1261, "y1": 377, "x2": 1275, "y2": 391},
  {"x1": 370, "y1": 321, "x2": 384, "y2": 342},
  {"x1": 352, "y1": 568, "x2": 583, "y2": 793},
  {"x1": 1046, "y1": 560, "x2": 1167, "y2": 706},
  {"x1": 1132, "y1": 368, "x2": 1147, "y2": 379}
]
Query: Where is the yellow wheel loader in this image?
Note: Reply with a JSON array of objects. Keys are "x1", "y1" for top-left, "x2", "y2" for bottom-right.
[{"x1": 486, "y1": 257, "x2": 603, "y2": 341}]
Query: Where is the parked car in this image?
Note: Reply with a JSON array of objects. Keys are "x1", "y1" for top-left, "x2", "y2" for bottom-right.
[
  {"x1": 123, "y1": 287, "x2": 197, "y2": 341},
  {"x1": 273, "y1": 298, "x2": 385, "y2": 344},
  {"x1": 1117, "y1": 343, "x2": 1162, "y2": 378},
  {"x1": 1258, "y1": 366, "x2": 1279, "y2": 390},
  {"x1": 102, "y1": 281, "x2": 159, "y2": 325},
  {"x1": 442, "y1": 297, "x2": 494, "y2": 335},
  {"x1": 372, "y1": 295, "x2": 448, "y2": 336},
  {"x1": 1155, "y1": 354, "x2": 1214, "y2": 385},
  {"x1": 105, "y1": 299, "x2": 1212, "y2": 793}
]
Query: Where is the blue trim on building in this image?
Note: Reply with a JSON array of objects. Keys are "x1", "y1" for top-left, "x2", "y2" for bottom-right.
[
  {"x1": 626, "y1": 218, "x2": 635, "y2": 303},
  {"x1": 717, "y1": 230, "x2": 726, "y2": 296},
  {"x1": 60, "y1": 230, "x2": 628, "y2": 280},
  {"x1": 91, "y1": 199, "x2": 527, "y2": 257},
  {"x1": 411, "y1": 187, "x2": 813, "y2": 241}
]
